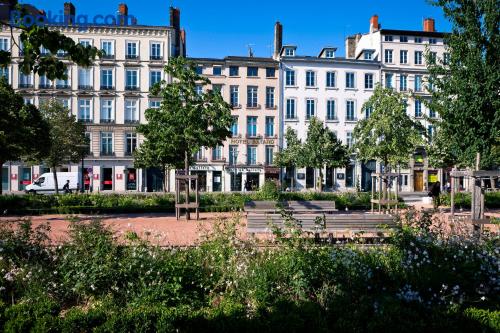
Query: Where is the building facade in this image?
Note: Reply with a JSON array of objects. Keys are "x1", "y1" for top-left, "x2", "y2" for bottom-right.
[{"x1": 1, "y1": 2, "x2": 185, "y2": 193}]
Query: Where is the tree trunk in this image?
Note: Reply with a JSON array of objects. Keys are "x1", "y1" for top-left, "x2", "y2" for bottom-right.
[
  {"x1": 162, "y1": 164, "x2": 168, "y2": 193},
  {"x1": 184, "y1": 151, "x2": 190, "y2": 220},
  {"x1": 318, "y1": 167, "x2": 323, "y2": 192},
  {"x1": 53, "y1": 167, "x2": 59, "y2": 195},
  {"x1": 0, "y1": 161, "x2": 4, "y2": 195}
]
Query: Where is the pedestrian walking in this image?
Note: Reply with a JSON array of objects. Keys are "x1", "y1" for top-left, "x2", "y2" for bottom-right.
[
  {"x1": 62, "y1": 180, "x2": 72, "y2": 194},
  {"x1": 428, "y1": 181, "x2": 441, "y2": 210}
]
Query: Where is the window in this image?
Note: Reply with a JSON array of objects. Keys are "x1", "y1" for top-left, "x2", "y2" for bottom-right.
[
  {"x1": 100, "y1": 99, "x2": 114, "y2": 123},
  {"x1": 345, "y1": 72, "x2": 355, "y2": 89},
  {"x1": 346, "y1": 132, "x2": 353, "y2": 148},
  {"x1": 57, "y1": 98, "x2": 70, "y2": 111},
  {"x1": 326, "y1": 71, "x2": 336, "y2": 87},
  {"x1": 402, "y1": 99, "x2": 408, "y2": 113},
  {"x1": 429, "y1": 108, "x2": 436, "y2": 118},
  {"x1": 0, "y1": 67, "x2": 8, "y2": 82},
  {"x1": 78, "y1": 99, "x2": 92, "y2": 122},
  {"x1": 285, "y1": 48, "x2": 295, "y2": 56},
  {"x1": 384, "y1": 49, "x2": 393, "y2": 63},
  {"x1": 195, "y1": 85, "x2": 203, "y2": 95},
  {"x1": 400, "y1": 36, "x2": 408, "y2": 43},
  {"x1": 78, "y1": 68, "x2": 91, "y2": 89},
  {"x1": 231, "y1": 116, "x2": 238, "y2": 136},
  {"x1": 286, "y1": 99, "x2": 296, "y2": 119},
  {"x1": 346, "y1": 100, "x2": 356, "y2": 121},
  {"x1": 364, "y1": 73, "x2": 374, "y2": 89},
  {"x1": 247, "y1": 86, "x2": 258, "y2": 107},
  {"x1": 415, "y1": 37, "x2": 422, "y2": 43},
  {"x1": 39, "y1": 75, "x2": 52, "y2": 88},
  {"x1": 326, "y1": 100, "x2": 336, "y2": 120},
  {"x1": 415, "y1": 75, "x2": 423, "y2": 91},
  {"x1": 306, "y1": 99, "x2": 315, "y2": 119},
  {"x1": 212, "y1": 145, "x2": 223, "y2": 161},
  {"x1": 212, "y1": 84, "x2": 223, "y2": 94},
  {"x1": 126, "y1": 42, "x2": 138, "y2": 58},
  {"x1": 429, "y1": 52, "x2": 437, "y2": 64},
  {"x1": 19, "y1": 73, "x2": 33, "y2": 88},
  {"x1": 149, "y1": 70, "x2": 161, "y2": 87},
  {"x1": 125, "y1": 99, "x2": 138, "y2": 123},
  {"x1": 149, "y1": 100, "x2": 161, "y2": 109},
  {"x1": 100, "y1": 132, "x2": 113, "y2": 155},
  {"x1": 247, "y1": 146, "x2": 257, "y2": 165},
  {"x1": 265, "y1": 87, "x2": 275, "y2": 108},
  {"x1": 400, "y1": 74, "x2": 407, "y2": 91},
  {"x1": 427, "y1": 125, "x2": 435, "y2": 140},
  {"x1": 247, "y1": 116, "x2": 257, "y2": 137},
  {"x1": 365, "y1": 106, "x2": 373, "y2": 119},
  {"x1": 443, "y1": 52, "x2": 450, "y2": 65},
  {"x1": 125, "y1": 69, "x2": 138, "y2": 90},
  {"x1": 100, "y1": 69, "x2": 113, "y2": 89},
  {"x1": 101, "y1": 41, "x2": 114, "y2": 58},
  {"x1": 306, "y1": 70, "x2": 316, "y2": 87},
  {"x1": 325, "y1": 49, "x2": 335, "y2": 58},
  {"x1": 194, "y1": 148, "x2": 205, "y2": 161},
  {"x1": 364, "y1": 51, "x2": 373, "y2": 60},
  {"x1": 265, "y1": 117, "x2": 274, "y2": 137},
  {"x1": 266, "y1": 67, "x2": 275, "y2": 78},
  {"x1": 150, "y1": 42, "x2": 161, "y2": 59},
  {"x1": 213, "y1": 66, "x2": 222, "y2": 76},
  {"x1": 385, "y1": 73, "x2": 393, "y2": 89},
  {"x1": 285, "y1": 69, "x2": 295, "y2": 86},
  {"x1": 229, "y1": 66, "x2": 239, "y2": 76},
  {"x1": 400, "y1": 50, "x2": 408, "y2": 64},
  {"x1": 23, "y1": 97, "x2": 33, "y2": 105},
  {"x1": 230, "y1": 86, "x2": 239, "y2": 107},
  {"x1": 247, "y1": 67, "x2": 258, "y2": 77},
  {"x1": 229, "y1": 145, "x2": 238, "y2": 165},
  {"x1": 265, "y1": 146, "x2": 274, "y2": 165},
  {"x1": 384, "y1": 35, "x2": 393, "y2": 42},
  {"x1": 56, "y1": 70, "x2": 69, "y2": 88},
  {"x1": 125, "y1": 133, "x2": 137, "y2": 155},
  {"x1": 429, "y1": 38, "x2": 437, "y2": 44},
  {"x1": 415, "y1": 100, "x2": 422, "y2": 117},
  {"x1": 195, "y1": 65, "x2": 203, "y2": 75},
  {"x1": 415, "y1": 51, "x2": 423, "y2": 65},
  {"x1": 79, "y1": 40, "x2": 91, "y2": 48},
  {"x1": 0, "y1": 38, "x2": 8, "y2": 51}
]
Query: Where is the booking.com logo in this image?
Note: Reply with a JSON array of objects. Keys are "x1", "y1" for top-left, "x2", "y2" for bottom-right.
[{"x1": 9, "y1": 10, "x2": 137, "y2": 30}]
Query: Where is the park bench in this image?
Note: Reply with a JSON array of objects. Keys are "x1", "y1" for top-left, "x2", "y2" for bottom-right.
[
  {"x1": 282, "y1": 200, "x2": 336, "y2": 213},
  {"x1": 244, "y1": 201, "x2": 278, "y2": 213}
]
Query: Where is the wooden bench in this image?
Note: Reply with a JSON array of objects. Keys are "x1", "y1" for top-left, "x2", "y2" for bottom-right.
[
  {"x1": 282, "y1": 200, "x2": 337, "y2": 213},
  {"x1": 244, "y1": 201, "x2": 278, "y2": 213},
  {"x1": 247, "y1": 213, "x2": 396, "y2": 238}
]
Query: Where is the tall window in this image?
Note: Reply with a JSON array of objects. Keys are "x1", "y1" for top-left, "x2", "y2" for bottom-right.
[
  {"x1": 56, "y1": 70, "x2": 69, "y2": 88},
  {"x1": 247, "y1": 86, "x2": 258, "y2": 107},
  {"x1": 195, "y1": 66, "x2": 203, "y2": 75},
  {"x1": 101, "y1": 41, "x2": 114, "y2": 58},
  {"x1": 400, "y1": 75, "x2": 408, "y2": 91},
  {"x1": 150, "y1": 70, "x2": 161, "y2": 87},
  {"x1": 212, "y1": 66, "x2": 222, "y2": 76},
  {"x1": 125, "y1": 99, "x2": 138, "y2": 123},
  {"x1": 39, "y1": 75, "x2": 52, "y2": 88},
  {"x1": 79, "y1": 40, "x2": 91, "y2": 48},
  {"x1": 265, "y1": 117, "x2": 274, "y2": 137},
  {"x1": 247, "y1": 146, "x2": 257, "y2": 165},
  {"x1": 415, "y1": 51, "x2": 423, "y2": 65},
  {"x1": 427, "y1": 125, "x2": 435, "y2": 140},
  {"x1": 247, "y1": 116, "x2": 257, "y2": 137},
  {"x1": 212, "y1": 145, "x2": 223, "y2": 160},
  {"x1": 265, "y1": 87, "x2": 275, "y2": 108},
  {"x1": 429, "y1": 52, "x2": 437, "y2": 64},
  {"x1": 306, "y1": 99, "x2": 315, "y2": 119},
  {"x1": 306, "y1": 70, "x2": 316, "y2": 87},
  {"x1": 125, "y1": 133, "x2": 137, "y2": 155},
  {"x1": 126, "y1": 70, "x2": 138, "y2": 90},
  {"x1": 78, "y1": 68, "x2": 91, "y2": 89},
  {"x1": 150, "y1": 42, "x2": 161, "y2": 59},
  {"x1": 195, "y1": 85, "x2": 203, "y2": 95},
  {"x1": 326, "y1": 100, "x2": 336, "y2": 120},
  {"x1": 0, "y1": 67, "x2": 8, "y2": 82},
  {"x1": 345, "y1": 72, "x2": 355, "y2": 88},
  {"x1": 429, "y1": 108, "x2": 436, "y2": 118},
  {"x1": 384, "y1": 49, "x2": 393, "y2": 63},
  {"x1": 230, "y1": 86, "x2": 239, "y2": 107},
  {"x1": 126, "y1": 42, "x2": 138, "y2": 58},
  {"x1": 212, "y1": 84, "x2": 222, "y2": 95},
  {"x1": 229, "y1": 66, "x2": 239, "y2": 76},
  {"x1": 265, "y1": 146, "x2": 274, "y2": 165},
  {"x1": 346, "y1": 132, "x2": 353, "y2": 148},
  {"x1": 285, "y1": 69, "x2": 295, "y2": 86},
  {"x1": 364, "y1": 73, "x2": 374, "y2": 89},
  {"x1": 100, "y1": 99, "x2": 114, "y2": 123},
  {"x1": 414, "y1": 75, "x2": 423, "y2": 91},
  {"x1": 415, "y1": 100, "x2": 422, "y2": 117},
  {"x1": 78, "y1": 99, "x2": 92, "y2": 122},
  {"x1": 247, "y1": 67, "x2": 258, "y2": 77},
  {"x1": 229, "y1": 145, "x2": 238, "y2": 165},
  {"x1": 19, "y1": 73, "x2": 33, "y2": 87},
  {"x1": 443, "y1": 53, "x2": 450, "y2": 65},
  {"x1": 346, "y1": 100, "x2": 356, "y2": 121},
  {"x1": 266, "y1": 68, "x2": 275, "y2": 78},
  {"x1": 0, "y1": 38, "x2": 8, "y2": 51},
  {"x1": 364, "y1": 51, "x2": 373, "y2": 60},
  {"x1": 286, "y1": 99, "x2": 296, "y2": 119},
  {"x1": 385, "y1": 73, "x2": 393, "y2": 89},
  {"x1": 400, "y1": 50, "x2": 408, "y2": 64},
  {"x1": 100, "y1": 132, "x2": 113, "y2": 155},
  {"x1": 326, "y1": 71, "x2": 336, "y2": 88},
  {"x1": 101, "y1": 69, "x2": 113, "y2": 89},
  {"x1": 365, "y1": 106, "x2": 373, "y2": 119},
  {"x1": 231, "y1": 116, "x2": 238, "y2": 136}
]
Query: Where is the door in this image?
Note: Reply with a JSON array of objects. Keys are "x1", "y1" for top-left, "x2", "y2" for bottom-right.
[
  {"x1": 102, "y1": 168, "x2": 113, "y2": 191},
  {"x1": 414, "y1": 171, "x2": 424, "y2": 192},
  {"x1": 361, "y1": 160, "x2": 376, "y2": 192},
  {"x1": 326, "y1": 167, "x2": 334, "y2": 189},
  {"x1": 306, "y1": 167, "x2": 315, "y2": 189},
  {"x1": 20, "y1": 167, "x2": 32, "y2": 191},
  {"x1": 212, "y1": 171, "x2": 222, "y2": 192},
  {"x1": 2, "y1": 167, "x2": 8, "y2": 192}
]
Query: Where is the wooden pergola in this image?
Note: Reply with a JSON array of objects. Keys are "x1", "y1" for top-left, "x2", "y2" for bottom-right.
[
  {"x1": 370, "y1": 172, "x2": 400, "y2": 213},
  {"x1": 175, "y1": 175, "x2": 200, "y2": 220}
]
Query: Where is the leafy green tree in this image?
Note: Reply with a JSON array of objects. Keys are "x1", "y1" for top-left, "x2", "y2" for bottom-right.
[
  {"x1": 274, "y1": 127, "x2": 303, "y2": 190},
  {"x1": 0, "y1": 78, "x2": 49, "y2": 194},
  {"x1": 136, "y1": 57, "x2": 232, "y2": 218},
  {"x1": 301, "y1": 117, "x2": 350, "y2": 191},
  {"x1": 426, "y1": 0, "x2": 499, "y2": 169},
  {"x1": 352, "y1": 85, "x2": 424, "y2": 170},
  {"x1": 38, "y1": 99, "x2": 88, "y2": 194}
]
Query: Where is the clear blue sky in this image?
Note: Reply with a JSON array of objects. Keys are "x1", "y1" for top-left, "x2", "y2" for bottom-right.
[{"x1": 21, "y1": 0, "x2": 452, "y2": 58}]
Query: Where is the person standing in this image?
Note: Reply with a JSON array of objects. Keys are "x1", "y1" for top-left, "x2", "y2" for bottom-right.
[{"x1": 429, "y1": 181, "x2": 441, "y2": 210}]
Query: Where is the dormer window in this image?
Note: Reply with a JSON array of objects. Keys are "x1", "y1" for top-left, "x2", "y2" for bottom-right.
[
  {"x1": 285, "y1": 48, "x2": 295, "y2": 56},
  {"x1": 364, "y1": 50, "x2": 374, "y2": 60},
  {"x1": 325, "y1": 50, "x2": 335, "y2": 58}
]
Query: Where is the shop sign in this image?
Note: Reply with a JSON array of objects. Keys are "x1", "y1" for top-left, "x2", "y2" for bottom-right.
[
  {"x1": 428, "y1": 174, "x2": 438, "y2": 183},
  {"x1": 229, "y1": 138, "x2": 275, "y2": 145},
  {"x1": 226, "y1": 167, "x2": 262, "y2": 173},
  {"x1": 337, "y1": 173, "x2": 345, "y2": 180},
  {"x1": 190, "y1": 165, "x2": 219, "y2": 171},
  {"x1": 264, "y1": 167, "x2": 280, "y2": 174},
  {"x1": 297, "y1": 173, "x2": 305, "y2": 180}
]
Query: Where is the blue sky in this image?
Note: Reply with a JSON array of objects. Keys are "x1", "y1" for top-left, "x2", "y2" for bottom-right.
[{"x1": 21, "y1": 0, "x2": 452, "y2": 58}]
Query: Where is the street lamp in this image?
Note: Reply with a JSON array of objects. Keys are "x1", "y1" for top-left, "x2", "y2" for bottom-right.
[{"x1": 75, "y1": 144, "x2": 89, "y2": 193}]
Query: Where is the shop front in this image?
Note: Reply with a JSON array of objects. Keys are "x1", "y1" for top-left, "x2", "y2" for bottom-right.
[
  {"x1": 190, "y1": 165, "x2": 224, "y2": 192},
  {"x1": 225, "y1": 166, "x2": 264, "y2": 192}
]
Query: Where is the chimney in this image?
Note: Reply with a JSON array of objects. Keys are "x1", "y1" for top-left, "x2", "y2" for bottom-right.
[
  {"x1": 63, "y1": 2, "x2": 75, "y2": 25},
  {"x1": 370, "y1": 15, "x2": 380, "y2": 33},
  {"x1": 118, "y1": 3, "x2": 128, "y2": 25},
  {"x1": 273, "y1": 21, "x2": 283, "y2": 59},
  {"x1": 423, "y1": 18, "x2": 435, "y2": 32},
  {"x1": 180, "y1": 29, "x2": 186, "y2": 57},
  {"x1": 170, "y1": 7, "x2": 181, "y2": 57},
  {"x1": 345, "y1": 33, "x2": 361, "y2": 59}
]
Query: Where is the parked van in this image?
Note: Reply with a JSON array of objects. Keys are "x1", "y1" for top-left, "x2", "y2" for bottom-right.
[{"x1": 25, "y1": 172, "x2": 80, "y2": 194}]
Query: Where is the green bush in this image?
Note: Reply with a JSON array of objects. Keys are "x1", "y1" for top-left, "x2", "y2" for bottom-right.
[{"x1": 440, "y1": 191, "x2": 500, "y2": 209}]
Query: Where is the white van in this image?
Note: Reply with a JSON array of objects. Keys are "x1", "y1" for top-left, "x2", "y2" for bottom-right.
[{"x1": 25, "y1": 172, "x2": 80, "y2": 194}]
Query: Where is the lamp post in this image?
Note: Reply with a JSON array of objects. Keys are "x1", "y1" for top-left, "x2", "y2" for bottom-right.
[{"x1": 75, "y1": 144, "x2": 89, "y2": 193}]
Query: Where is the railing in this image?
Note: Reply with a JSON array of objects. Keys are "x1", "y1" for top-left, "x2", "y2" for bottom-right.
[
  {"x1": 78, "y1": 85, "x2": 93, "y2": 90},
  {"x1": 125, "y1": 86, "x2": 140, "y2": 91},
  {"x1": 125, "y1": 54, "x2": 139, "y2": 60},
  {"x1": 124, "y1": 119, "x2": 140, "y2": 124},
  {"x1": 100, "y1": 151, "x2": 115, "y2": 157},
  {"x1": 56, "y1": 84, "x2": 70, "y2": 89},
  {"x1": 246, "y1": 103, "x2": 261, "y2": 109},
  {"x1": 77, "y1": 118, "x2": 93, "y2": 123},
  {"x1": 100, "y1": 119, "x2": 115, "y2": 124},
  {"x1": 38, "y1": 84, "x2": 52, "y2": 89},
  {"x1": 150, "y1": 55, "x2": 163, "y2": 60},
  {"x1": 101, "y1": 54, "x2": 115, "y2": 60},
  {"x1": 100, "y1": 85, "x2": 115, "y2": 90}
]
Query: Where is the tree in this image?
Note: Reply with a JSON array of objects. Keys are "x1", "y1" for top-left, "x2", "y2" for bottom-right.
[
  {"x1": 426, "y1": 0, "x2": 499, "y2": 169},
  {"x1": 38, "y1": 99, "x2": 88, "y2": 194},
  {"x1": 352, "y1": 85, "x2": 424, "y2": 170},
  {"x1": 301, "y1": 117, "x2": 350, "y2": 191},
  {"x1": 135, "y1": 57, "x2": 232, "y2": 218},
  {"x1": 275, "y1": 127, "x2": 303, "y2": 190},
  {"x1": 0, "y1": 78, "x2": 49, "y2": 194}
]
